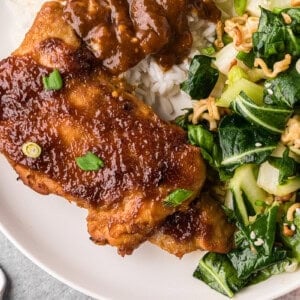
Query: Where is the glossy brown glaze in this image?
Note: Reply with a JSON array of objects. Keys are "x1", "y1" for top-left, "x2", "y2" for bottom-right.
[
  {"x1": 190, "y1": 0, "x2": 221, "y2": 23},
  {"x1": 0, "y1": 54, "x2": 204, "y2": 207},
  {"x1": 161, "y1": 207, "x2": 200, "y2": 242},
  {"x1": 63, "y1": 0, "x2": 192, "y2": 74},
  {"x1": 150, "y1": 194, "x2": 235, "y2": 257},
  {"x1": 0, "y1": 0, "x2": 215, "y2": 255}
]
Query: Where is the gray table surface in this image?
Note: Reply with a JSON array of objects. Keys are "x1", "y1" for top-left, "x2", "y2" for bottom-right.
[{"x1": 0, "y1": 231, "x2": 300, "y2": 300}]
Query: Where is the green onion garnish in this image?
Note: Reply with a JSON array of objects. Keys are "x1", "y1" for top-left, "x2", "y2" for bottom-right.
[
  {"x1": 22, "y1": 142, "x2": 42, "y2": 158},
  {"x1": 164, "y1": 189, "x2": 193, "y2": 207},
  {"x1": 42, "y1": 69, "x2": 63, "y2": 91},
  {"x1": 76, "y1": 152, "x2": 104, "y2": 171}
]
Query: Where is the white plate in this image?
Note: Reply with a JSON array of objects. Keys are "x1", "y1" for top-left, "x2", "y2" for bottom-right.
[{"x1": 0, "y1": 2, "x2": 300, "y2": 300}]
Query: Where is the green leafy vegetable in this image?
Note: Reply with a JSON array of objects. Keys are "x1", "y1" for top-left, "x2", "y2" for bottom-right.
[
  {"x1": 268, "y1": 149, "x2": 298, "y2": 184},
  {"x1": 229, "y1": 246, "x2": 287, "y2": 279},
  {"x1": 174, "y1": 109, "x2": 192, "y2": 130},
  {"x1": 42, "y1": 69, "x2": 63, "y2": 91},
  {"x1": 76, "y1": 152, "x2": 104, "y2": 171},
  {"x1": 195, "y1": 203, "x2": 292, "y2": 297},
  {"x1": 193, "y1": 253, "x2": 247, "y2": 297},
  {"x1": 253, "y1": 8, "x2": 300, "y2": 67},
  {"x1": 188, "y1": 125, "x2": 221, "y2": 169},
  {"x1": 234, "y1": 0, "x2": 247, "y2": 16},
  {"x1": 180, "y1": 55, "x2": 219, "y2": 99},
  {"x1": 236, "y1": 50, "x2": 255, "y2": 68},
  {"x1": 228, "y1": 204, "x2": 287, "y2": 279},
  {"x1": 264, "y1": 63, "x2": 300, "y2": 108},
  {"x1": 163, "y1": 189, "x2": 193, "y2": 207},
  {"x1": 232, "y1": 92, "x2": 293, "y2": 134},
  {"x1": 223, "y1": 34, "x2": 233, "y2": 45},
  {"x1": 218, "y1": 114, "x2": 279, "y2": 173},
  {"x1": 249, "y1": 258, "x2": 298, "y2": 285},
  {"x1": 279, "y1": 203, "x2": 300, "y2": 262}
]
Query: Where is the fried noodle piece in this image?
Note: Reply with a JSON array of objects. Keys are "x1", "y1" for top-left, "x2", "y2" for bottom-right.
[
  {"x1": 224, "y1": 14, "x2": 259, "y2": 52},
  {"x1": 189, "y1": 96, "x2": 222, "y2": 131},
  {"x1": 254, "y1": 54, "x2": 292, "y2": 78}
]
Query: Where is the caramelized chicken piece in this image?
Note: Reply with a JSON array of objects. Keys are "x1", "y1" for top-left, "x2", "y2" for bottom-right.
[
  {"x1": 63, "y1": 0, "x2": 192, "y2": 73},
  {"x1": 149, "y1": 193, "x2": 235, "y2": 258},
  {"x1": 0, "y1": 2, "x2": 206, "y2": 255}
]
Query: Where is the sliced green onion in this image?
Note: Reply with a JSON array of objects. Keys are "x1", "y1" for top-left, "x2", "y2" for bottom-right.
[
  {"x1": 42, "y1": 69, "x2": 63, "y2": 91},
  {"x1": 255, "y1": 200, "x2": 266, "y2": 207},
  {"x1": 22, "y1": 142, "x2": 42, "y2": 158},
  {"x1": 76, "y1": 152, "x2": 104, "y2": 171},
  {"x1": 164, "y1": 189, "x2": 193, "y2": 207},
  {"x1": 201, "y1": 46, "x2": 216, "y2": 56}
]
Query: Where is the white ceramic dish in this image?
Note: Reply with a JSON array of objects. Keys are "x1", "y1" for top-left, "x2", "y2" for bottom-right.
[{"x1": 0, "y1": 2, "x2": 300, "y2": 299}]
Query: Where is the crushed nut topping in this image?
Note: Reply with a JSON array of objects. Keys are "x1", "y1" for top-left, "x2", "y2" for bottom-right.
[
  {"x1": 282, "y1": 12, "x2": 292, "y2": 24},
  {"x1": 283, "y1": 224, "x2": 296, "y2": 237}
]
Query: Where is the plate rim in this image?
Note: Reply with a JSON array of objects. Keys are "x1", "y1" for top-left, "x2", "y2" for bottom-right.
[{"x1": 1, "y1": 1, "x2": 300, "y2": 299}]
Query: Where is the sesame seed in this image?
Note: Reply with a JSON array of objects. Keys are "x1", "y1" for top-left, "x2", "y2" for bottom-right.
[
  {"x1": 291, "y1": 224, "x2": 296, "y2": 231},
  {"x1": 250, "y1": 231, "x2": 256, "y2": 240},
  {"x1": 265, "y1": 82, "x2": 271, "y2": 88},
  {"x1": 255, "y1": 142, "x2": 262, "y2": 147},
  {"x1": 254, "y1": 238, "x2": 264, "y2": 246},
  {"x1": 267, "y1": 89, "x2": 273, "y2": 95}
]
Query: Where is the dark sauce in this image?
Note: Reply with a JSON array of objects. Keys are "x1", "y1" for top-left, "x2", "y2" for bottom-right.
[
  {"x1": 0, "y1": 54, "x2": 200, "y2": 206},
  {"x1": 161, "y1": 207, "x2": 200, "y2": 242},
  {"x1": 63, "y1": 0, "x2": 220, "y2": 74}
]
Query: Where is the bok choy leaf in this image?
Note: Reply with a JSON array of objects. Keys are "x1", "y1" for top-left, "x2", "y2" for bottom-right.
[
  {"x1": 253, "y1": 8, "x2": 300, "y2": 67},
  {"x1": 232, "y1": 92, "x2": 292, "y2": 134},
  {"x1": 180, "y1": 55, "x2": 219, "y2": 99},
  {"x1": 193, "y1": 252, "x2": 247, "y2": 298},
  {"x1": 218, "y1": 114, "x2": 279, "y2": 173},
  {"x1": 264, "y1": 63, "x2": 300, "y2": 108}
]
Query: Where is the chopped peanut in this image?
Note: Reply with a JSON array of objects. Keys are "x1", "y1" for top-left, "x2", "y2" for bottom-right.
[
  {"x1": 282, "y1": 12, "x2": 292, "y2": 24},
  {"x1": 283, "y1": 224, "x2": 295, "y2": 237}
]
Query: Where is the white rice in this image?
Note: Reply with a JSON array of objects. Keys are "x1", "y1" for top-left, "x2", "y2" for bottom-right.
[
  {"x1": 6, "y1": 0, "x2": 216, "y2": 120},
  {"x1": 123, "y1": 14, "x2": 216, "y2": 120}
]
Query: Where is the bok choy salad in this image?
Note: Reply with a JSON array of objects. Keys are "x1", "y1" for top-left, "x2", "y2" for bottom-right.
[{"x1": 177, "y1": 0, "x2": 300, "y2": 297}]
